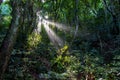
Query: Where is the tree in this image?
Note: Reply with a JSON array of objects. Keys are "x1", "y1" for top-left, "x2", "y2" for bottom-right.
[
  {"x1": 0, "y1": 0, "x2": 22, "y2": 79},
  {"x1": 0, "y1": 0, "x2": 36, "y2": 79}
]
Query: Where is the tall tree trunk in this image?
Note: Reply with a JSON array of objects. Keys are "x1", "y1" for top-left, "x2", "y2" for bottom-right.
[
  {"x1": 72, "y1": 0, "x2": 79, "y2": 40},
  {"x1": 16, "y1": 0, "x2": 36, "y2": 48},
  {"x1": 74, "y1": 0, "x2": 79, "y2": 37},
  {"x1": 0, "y1": 1, "x2": 21, "y2": 79},
  {"x1": 70, "y1": 0, "x2": 79, "y2": 48}
]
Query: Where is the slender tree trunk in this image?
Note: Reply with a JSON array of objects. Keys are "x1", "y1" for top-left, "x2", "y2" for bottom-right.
[
  {"x1": 0, "y1": 1, "x2": 21, "y2": 79},
  {"x1": 74, "y1": 0, "x2": 79, "y2": 36},
  {"x1": 70, "y1": 0, "x2": 79, "y2": 48}
]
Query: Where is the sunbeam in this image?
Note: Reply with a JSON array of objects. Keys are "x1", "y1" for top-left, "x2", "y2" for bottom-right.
[
  {"x1": 43, "y1": 20, "x2": 64, "y2": 48},
  {"x1": 42, "y1": 0, "x2": 45, "y2": 3},
  {"x1": 36, "y1": 21, "x2": 42, "y2": 33},
  {"x1": 36, "y1": 12, "x2": 72, "y2": 48},
  {"x1": 37, "y1": 11, "x2": 72, "y2": 32},
  {"x1": 44, "y1": 19, "x2": 71, "y2": 32}
]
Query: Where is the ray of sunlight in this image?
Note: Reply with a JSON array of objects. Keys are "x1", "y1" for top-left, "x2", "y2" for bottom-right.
[
  {"x1": 36, "y1": 11, "x2": 72, "y2": 33},
  {"x1": 43, "y1": 20, "x2": 64, "y2": 48},
  {"x1": 42, "y1": 0, "x2": 45, "y2": 3},
  {"x1": 36, "y1": 12, "x2": 71, "y2": 48},
  {"x1": 36, "y1": 21, "x2": 42, "y2": 33},
  {"x1": 44, "y1": 19, "x2": 71, "y2": 32}
]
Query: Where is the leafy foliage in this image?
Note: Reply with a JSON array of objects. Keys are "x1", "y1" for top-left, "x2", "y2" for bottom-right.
[{"x1": 0, "y1": 0, "x2": 120, "y2": 80}]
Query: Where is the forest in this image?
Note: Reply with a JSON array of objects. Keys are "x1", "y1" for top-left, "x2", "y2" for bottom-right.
[{"x1": 0, "y1": 0, "x2": 120, "y2": 80}]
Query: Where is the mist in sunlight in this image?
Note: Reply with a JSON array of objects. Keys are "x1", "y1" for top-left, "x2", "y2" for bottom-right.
[
  {"x1": 41, "y1": 0, "x2": 45, "y2": 3},
  {"x1": 45, "y1": 20, "x2": 71, "y2": 32},
  {"x1": 37, "y1": 21, "x2": 42, "y2": 33},
  {"x1": 43, "y1": 20, "x2": 64, "y2": 48},
  {"x1": 36, "y1": 12, "x2": 73, "y2": 48}
]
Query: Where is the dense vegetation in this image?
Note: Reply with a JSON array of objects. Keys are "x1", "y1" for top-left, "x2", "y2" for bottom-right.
[{"x1": 0, "y1": 0, "x2": 120, "y2": 80}]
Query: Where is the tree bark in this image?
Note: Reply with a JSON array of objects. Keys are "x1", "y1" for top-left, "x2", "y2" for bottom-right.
[{"x1": 0, "y1": 1, "x2": 21, "y2": 79}]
